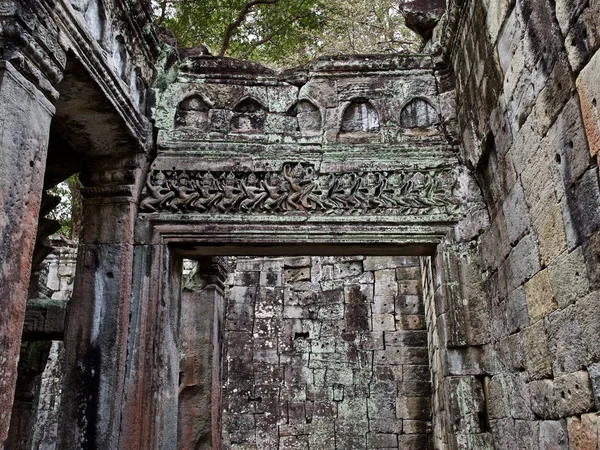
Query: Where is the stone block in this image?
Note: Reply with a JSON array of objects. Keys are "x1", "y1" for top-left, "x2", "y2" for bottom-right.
[
  {"x1": 370, "y1": 419, "x2": 403, "y2": 434},
  {"x1": 232, "y1": 270, "x2": 260, "y2": 286},
  {"x1": 533, "y1": 203, "x2": 568, "y2": 266},
  {"x1": 307, "y1": 422, "x2": 336, "y2": 449},
  {"x1": 480, "y1": 208, "x2": 511, "y2": 270},
  {"x1": 333, "y1": 261, "x2": 363, "y2": 279},
  {"x1": 488, "y1": 375, "x2": 511, "y2": 419},
  {"x1": 524, "y1": 320, "x2": 553, "y2": 380},
  {"x1": 374, "y1": 269, "x2": 396, "y2": 283},
  {"x1": 532, "y1": 53, "x2": 576, "y2": 137},
  {"x1": 395, "y1": 266, "x2": 422, "y2": 280},
  {"x1": 284, "y1": 266, "x2": 310, "y2": 283},
  {"x1": 372, "y1": 313, "x2": 396, "y2": 332},
  {"x1": 502, "y1": 181, "x2": 532, "y2": 246},
  {"x1": 539, "y1": 420, "x2": 568, "y2": 450},
  {"x1": 520, "y1": 147, "x2": 558, "y2": 222},
  {"x1": 403, "y1": 420, "x2": 431, "y2": 435},
  {"x1": 524, "y1": 269, "x2": 557, "y2": 323},
  {"x1": 368, "y1": 381, "x2": 397, "y2": 419},
  {"x1": 496, "y1": 1, "x2": 525, "y2": 73},
  {"x1": 529, "y1": 379, "x2": 557, "y2": 418},
  {"x1": 229, "y1": 286, "x2": 258, "y2": 304},
  {"x1": 564, "y1": 1, "x2": 600, "y2": 72},
  {"x1": 367, "y1": 432, "x2": 397, "y2": 448},
  {"x1": 506, "y1": 234, "x2": 541, "y2": 293},
  {"x1": 397, "y1": 280, "x2": 422, "y2": 295},
  {"x1": 373, "y1": 295, "x2": 395, "y2": 314},
  {"x1": 318, "y1": 302, "x2": 344, "y2": 320},
  {"x1": 554, "y1": 371, "x2": 595, "y2": 417},
  {"x1": 567, "y1": 413, "x2": 598, "y2": 450},
  {"x1": 396, "y1": 396, "x2": 431, "y2": 420},
  {"x1": 511, "y1": 373, "x2": 535, "y2": 420},
  {"x1": 482, "y1": 0, "x2": 513, "y2": 44},
  {"x1": 385, "y1": 331, "x2": 426, "y2": 347},
  {"x1": 443, "y1": 376, "x2": 485, "y2": 434},
  {"x1": 363, "y1": 256, "x2": 418, "y2": 271},
  {"x1": 260, "y1": 267, "x2": 282, "y2": 287},
  {"x1": 567, "y1": 167, "x2": 600, "y2": 240},
  {"x1": 577, "y1": 49, "x2": 600, "y2": 156},
  {"x1": 506, "y1": 286, "x2": 529, "y2": 333},
  {"x1": 514, "y1": 420, "x2": 539, "y2": 450},
  {"x1": 546, "y1": 305, "x2": 587, "y2": 376},
  {"x1": 547, "y1": 247, "x2": 590, "y2": 309},
  {"x1": 443, "y1": 347, "x2": 484, "y2": 376},
  {"x1": 575, "y1": 291, "x2": 600, "y2": 361},
  {"x1": 397, "y1": 434, "x2": 430, "y2": 450},
  {"x1": 489, "y1": 418, "x2": 516, "y2": 450},
  {"x1": 545, "y1": 95, "x2": 592, "y2": 190},
  {"x1": 586, "y1": 363, "x2": 600, "y2": 410},
  {"x1": 399, "y1": 314, "x2": 426, "y2": 331},
  {"x1": 375, "y1": 281, "x2": 399, "y2": 298},
  {"x1": 530, "y1": 372, "x2": 595, "y2": 419},
  {"x1": 278, "y1": 435, "x2": 309, "y2": 450}
]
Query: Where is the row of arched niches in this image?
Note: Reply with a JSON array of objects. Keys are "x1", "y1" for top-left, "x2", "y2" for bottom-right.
[{"x1": 173, "y1": 94, "x2": 440, "y2": 141}]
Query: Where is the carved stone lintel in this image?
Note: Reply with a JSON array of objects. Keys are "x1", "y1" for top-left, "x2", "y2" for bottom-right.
[{"x1": 139, "y1": 163, "x2": 463, "y2": 217}]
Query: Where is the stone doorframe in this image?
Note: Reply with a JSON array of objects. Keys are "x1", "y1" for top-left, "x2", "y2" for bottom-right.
[{"x1": 110, "y1": 211, "x2": 489, "y2": 450}]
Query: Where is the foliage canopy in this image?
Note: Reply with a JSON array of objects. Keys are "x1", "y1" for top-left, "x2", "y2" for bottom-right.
[{"x1": 155, "y1": 0, "x2": 421, "y2": 67}]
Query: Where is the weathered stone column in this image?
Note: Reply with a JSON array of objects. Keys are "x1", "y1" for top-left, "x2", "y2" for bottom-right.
[
  {"x1": 0, "y1": 61, "x2": 55, "y2": 448},
  {"x1": 178, "y1": 257, "x2": 227, "y2": 450},
  {"x1": 434, "y1": 240, "x2": 493, "y2": 449},
  {"x1": 60, "y1": 157, "x2": 145, "y2": 449}
]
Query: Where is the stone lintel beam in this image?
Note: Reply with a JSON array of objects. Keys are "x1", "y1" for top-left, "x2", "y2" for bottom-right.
[{"x1": 22, "y1": 299, "x2": 67, "y2": 341}]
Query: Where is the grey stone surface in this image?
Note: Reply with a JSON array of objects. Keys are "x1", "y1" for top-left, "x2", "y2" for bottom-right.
[{"x1": 222, "y1": 256, "x2": 429, "y2": 448}]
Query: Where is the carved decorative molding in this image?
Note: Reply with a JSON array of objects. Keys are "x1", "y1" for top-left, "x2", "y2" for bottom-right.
[{"x1": 140, "y1": 163, "x2": 463, "y2": 216}]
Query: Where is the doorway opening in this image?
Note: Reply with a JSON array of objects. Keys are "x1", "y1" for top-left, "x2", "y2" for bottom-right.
[{"x1": 178, "y1": 254, "x2": 436, "y2": 450}]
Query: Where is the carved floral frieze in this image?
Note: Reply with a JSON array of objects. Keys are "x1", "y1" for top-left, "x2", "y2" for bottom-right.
[{"x1": 139, "y1": 163, "x2": 462, "y2": 216}]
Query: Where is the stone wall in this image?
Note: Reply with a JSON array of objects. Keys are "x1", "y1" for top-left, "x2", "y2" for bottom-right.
[
  {"x1": 221, "y1": 255, "x2": 432, "y2": 449},
  {"x1": 443, "y1": 0, "x2": 600, "y2": 447}
]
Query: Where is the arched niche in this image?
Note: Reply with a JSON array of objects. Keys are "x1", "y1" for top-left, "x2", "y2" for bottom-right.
[
  {"x1": 230, "y1": 98, "x2": 266, "y2": 133},
  {"x1": 289, "y1": 100, "x2": 321, "y2": 135},
  {"x1": 341, "y1": 99, "x2": 380, "y2": 133},
  {"x1": 174, "y1": 95, "x2": 210, "y2": 130},
  {"x1": 400, "y1": 98, "x2": 439, "y2": 128}
]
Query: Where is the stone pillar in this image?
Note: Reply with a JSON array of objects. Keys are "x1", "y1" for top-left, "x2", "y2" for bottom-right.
[
  {"x1": 178, "y1": 257, "x2": 227, "y2": 450},
  {"x1": 0, "y1": 61, "x2": 55, "y2": 448},
  {"x1": 60, "y1": 157, "x2": 144, "y2": 449},
  {"x1": 433, "y1": 240, "x2": 493, "y2": 449},
  {"x1": 119, "y1": 240, "x2": 183, "y2": 450}
]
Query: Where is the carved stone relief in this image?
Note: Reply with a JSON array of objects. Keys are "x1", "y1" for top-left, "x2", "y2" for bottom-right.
[{"x1": 139, "y1": 163, "x2": 463, "y2": 216}]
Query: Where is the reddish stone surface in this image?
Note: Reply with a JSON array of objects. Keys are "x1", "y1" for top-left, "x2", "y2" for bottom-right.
[{"x1": 0, "y1": 63, "x2": 54, "y2": 447}]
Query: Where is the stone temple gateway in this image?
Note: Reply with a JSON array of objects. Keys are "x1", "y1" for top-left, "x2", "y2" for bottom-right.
[{"x1": 1, "y1": 0, "x2": 600, "y2": 448}]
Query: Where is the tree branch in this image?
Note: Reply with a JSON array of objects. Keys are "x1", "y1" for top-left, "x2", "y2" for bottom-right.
[
  {"x1": 219, "y1": 0, "x2": 280, "y2": 56},
  {"x1": 241, "y1": 14, "x2": 311, "y2": 58}
]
